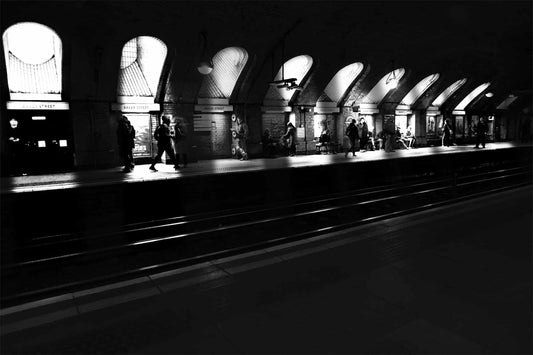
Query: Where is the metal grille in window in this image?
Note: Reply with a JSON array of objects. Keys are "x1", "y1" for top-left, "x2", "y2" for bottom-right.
[{"x1": 120, "y1": 38, "x2": 137, "y2": 69}]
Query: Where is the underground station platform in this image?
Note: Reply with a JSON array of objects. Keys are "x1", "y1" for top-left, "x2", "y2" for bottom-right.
[{"x1": 1, "y1": 143, "x2": 532, "y2": 354}]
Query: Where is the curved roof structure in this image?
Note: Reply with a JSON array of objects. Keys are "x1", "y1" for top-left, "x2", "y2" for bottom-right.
[
  {"x1": 198, "y1": 46, "x2": 248, "y2": 99},
  {"x1": 454, "y1": 82, "x2": 491, "y2": 111},
  {"x1": 321, "y1": 62, "x2": 364, "y2": 105},
  {"x1": 400, "y1": 73, "x2": 439, "y2": 106},
  {"x1": 362, "y1": 68, "x2": 405, "y2": 105}
]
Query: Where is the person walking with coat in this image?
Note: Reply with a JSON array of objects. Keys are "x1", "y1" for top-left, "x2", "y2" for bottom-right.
[
  {"x1": 174, "y1": 118, "x2": 189, "y2": 167},
  {"x1": 149, "y1": 115, "x2": 180, "y2": 171},
  {"x1": 359, "y1": 118, "x2": 369, "y2": 152},
  {"x1": 345, "y1": 118, "x2": 358, "y2": 157},
  {"x1": 474, "y1": 116, "x2": 488, "y2": 148},
  {"x1": 442, "y1": 119, "x2": 453, "y2": 147},
  {"x1": 116, "y1": 115, "x2": 135, "y2": 172},
  {"x1": 282, "y1": 122, "x2": 296, "y2": 157}
]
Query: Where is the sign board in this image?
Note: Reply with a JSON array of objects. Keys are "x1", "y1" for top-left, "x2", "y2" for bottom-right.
[
  {"x1": 314, "y1": 107, "x2": 340, "y2": 114},
  {"x1": 197, "y1": 98, "x2": 229, "y2": 105},
  {"x1": 296, "y1": 127, "x2": 305, "y2": 139},
  {"x1": 194, "y1": 105, "x2": 233, "y2": 113},
  {"x1": 395, "y1": 110, "x2": 412, "y2": 115},
  {"x1": 426, "y1": 109, "x2": 441, "y2": 116},
  {"x1": 261, "y1": 106, "x2": 292, "y2": 113},
  {"x1": 7, "y1": 101, "x2": 70, "y2": 110},
  {"x1": 452, "y1": 110, "x2": 466, "y2": 115},
  {"x1": 193, "y1": 114, "x2": 213, "y2": 132},
  {"x1": 111, "y1": 103, "x2": 160, "y2": 112},
  {"x1": 358, "y1": 108, "x2": 379, "y2": 114}
]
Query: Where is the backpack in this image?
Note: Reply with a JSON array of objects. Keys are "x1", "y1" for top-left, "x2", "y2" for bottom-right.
[{"x1": 154, "y1": 124, "x2": 162, "y2": 141}]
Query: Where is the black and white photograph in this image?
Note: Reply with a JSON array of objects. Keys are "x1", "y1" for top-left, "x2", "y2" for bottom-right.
[{"x1": 1, "y1": 0, "x2": 532, "y2": 354}]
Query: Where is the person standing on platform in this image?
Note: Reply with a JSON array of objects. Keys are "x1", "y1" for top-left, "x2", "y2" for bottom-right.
[
  {"x1": 235, "y1": 116, "x2": 249, "y2": 160},
  {"x1": 474, "y1": 116, "x2": 488, "y2": 149},
  {"x1": 442, "y1": 119, "x2": 453, "y2": 147},
  {"x1": 345, "y1": 118, "x2": 358, "y2": 157},
  {"x1": 174, "y1": 118, "x2": 188, "y2": 167},
  {"x1": 7, "y1": 118, "x2": 26, "y2": 176},
  {"x1": 282, "y1": 122, "x2": 296, "y2": 157},
  {"x1": 116, "y1": 115, "x2": 136, "y2": 172},
  {"x1": 359, "y1": 118, "x2": 369, "y2": 152},
  {"x1": 149, "y1": 115, "x2": 180, "y2": 171}
]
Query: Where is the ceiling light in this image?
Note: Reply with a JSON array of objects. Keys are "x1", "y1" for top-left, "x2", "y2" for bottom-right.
[
  {"x1": 197, "y1": 31, "x2": 213, "y2": 75},
  {"x1": 198, "y1": 60, "x2": 213, "y2": 75},
  {"x1": 485, "y1": 92, "x2": 494, "y2": 98}
]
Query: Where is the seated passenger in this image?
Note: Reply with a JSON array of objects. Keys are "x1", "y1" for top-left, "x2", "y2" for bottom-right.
[
  {"x1": 395, "y1": 126, "x2": 409, "y2": 149},
  {"x1": 404, "y1": 126, "x2": 416, "y2": 148},
  {"x1": 317, "y1": 123, "x2": 331, "y2": 153}
]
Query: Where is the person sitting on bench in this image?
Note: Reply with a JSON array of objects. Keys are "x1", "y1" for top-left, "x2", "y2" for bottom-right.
[{"x1": 317, "y1": 122, "x2": 332, "y2": 154}]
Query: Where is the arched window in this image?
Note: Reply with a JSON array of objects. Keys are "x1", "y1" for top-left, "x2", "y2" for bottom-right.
[
  {"x1": 322, "y1": 63, "x2": 364, "y2": 104},
  {"x1": 264, "y1": 55, "x2": 313, "y2": 103},
  {"x1": 362, "y1": 68, "x2": 405, "y2": 104},
  {"x1": 454, "y1": 83, "x2": 491, "y2": 111},
  {"x1": 198, "y1": 47, "x2": 248, "y2": 98},
  {"x1": 2, "y1": 22, "x2": 62, "y2": 100},
  {"x1": 117, "y1": 36, "x2": 167, "y2": 102},
  {"x1": 400, "y1": 73, "x2": 440, "y2": 106},
  {"x1": 431, "y1": 78, "x2": 467, "y2": 107}
]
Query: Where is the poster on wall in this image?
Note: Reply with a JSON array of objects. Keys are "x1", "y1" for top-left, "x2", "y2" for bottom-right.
[
  {"x1": 427, "y1": 116, "x2": 436, "y2": 136},
  {"x1": 384, "y1": 114, "x2": 395, "y2": 133},
  {"x1": 126, "y1": 114, "x2": 152, "y2": 158},
  {"x1": 455, "y1": 116, "x2": 464, "y2": 138}
]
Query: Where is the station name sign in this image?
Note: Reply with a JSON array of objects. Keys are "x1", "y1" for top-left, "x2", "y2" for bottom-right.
[
  {"x1": 111, "y1": 103, "x2": 161, "y2": 112},
  {"x1": 261, "y1": 106, "x2": 292, "y2": 113},
  {"x1": 7, "y1": 101, "x2": 70, "y2": 110},
  {"x1": 194, "y1": 105, "x2": 234, "y2": 113},
  {"x1": 395, "y1": 110, "x2": 412, "y2": 115},
  {"x1": 314, "y1": 107, "x2": 340, "y2": 114}
]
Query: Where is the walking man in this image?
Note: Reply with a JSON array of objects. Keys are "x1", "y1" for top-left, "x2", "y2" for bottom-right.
[
  {"x1": 474, "y1": 117, "x2": 488, "y2": 148},
  {"x1": 149, "y1": 115, "x2": 180, "y2": 171}
]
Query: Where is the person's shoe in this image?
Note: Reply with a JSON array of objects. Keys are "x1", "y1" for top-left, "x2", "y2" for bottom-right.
[
  {"x1": 174, "y1": 165, "x2": 181, "y2": 170},
  {"x1": 474, "y1": 146, "x2": 479, "y2": 149},
  {"x1": 122, "y1": 167, "x2": 131, "y2": 172},
  {"x1": 345, "y1": 151, "x2": 348, "y2": 158},
  {"x1": 149, "y1": 165, "x2": 157, "y2": 171}
]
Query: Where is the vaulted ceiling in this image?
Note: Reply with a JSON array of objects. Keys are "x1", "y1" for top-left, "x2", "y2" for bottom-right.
[{"x1": 1, "y1": 0, "x2": 531, "y2": 112}]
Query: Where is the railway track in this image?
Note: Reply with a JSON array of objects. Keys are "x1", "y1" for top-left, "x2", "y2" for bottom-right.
[{"x1": 1, "y1": 164, "x2": 531, "y2": 307}]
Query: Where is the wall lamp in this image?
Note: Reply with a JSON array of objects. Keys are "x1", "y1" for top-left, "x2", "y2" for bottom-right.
[{"x1": 197, "y1": 31, "x2": 213, "y2": 75}]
